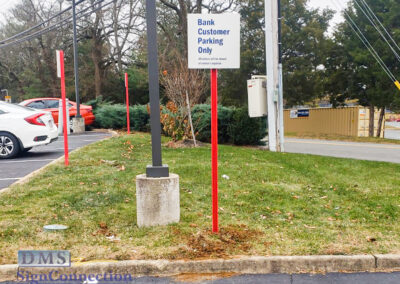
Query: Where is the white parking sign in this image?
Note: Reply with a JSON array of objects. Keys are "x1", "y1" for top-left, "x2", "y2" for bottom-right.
[{"x1": 187, "y1": 13, "x2": 240, "y2": 69}]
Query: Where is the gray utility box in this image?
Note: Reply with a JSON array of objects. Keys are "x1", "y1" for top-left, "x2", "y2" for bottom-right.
[{"x1": 247, "y1": 75, "x2": 268, "y2": 118}]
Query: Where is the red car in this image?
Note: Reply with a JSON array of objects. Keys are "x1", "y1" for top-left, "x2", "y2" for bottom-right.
[{"x1": 19, "y1": 98, "x2": 95, "y2": 126}]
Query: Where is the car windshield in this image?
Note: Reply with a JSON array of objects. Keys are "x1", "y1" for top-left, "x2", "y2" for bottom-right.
[{"x1": 0, "y1": 101, "x2": 35, "y2": 112}]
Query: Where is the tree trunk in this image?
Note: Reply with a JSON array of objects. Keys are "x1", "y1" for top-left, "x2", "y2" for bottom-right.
[
  {"x1": 186, "y1": 91, "x2": 197, "y2": 147},
  {"x1": 376, "y1": 107, "x2": 385, "y2": 138},
  {"x1": 368, "y1": 105, "x2": 375, "y2": 137},
  {"x1": 91, "y1": 39, "x2": 103, "y2": 99}
]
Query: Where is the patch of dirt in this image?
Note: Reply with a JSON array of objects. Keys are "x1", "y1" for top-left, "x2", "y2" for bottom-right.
[
  {"x1": 165, "y1": 140, "x2": 205, "y2": 149},
  {"x1": 167, "y1": 225, "x2": 263, "y2": 259},
  {"x1": 92, "y1": 222, "x2": 115, "y2": 237},
  {"x1": 172, "y1": 272, "x2": 237, "y2": 283}
]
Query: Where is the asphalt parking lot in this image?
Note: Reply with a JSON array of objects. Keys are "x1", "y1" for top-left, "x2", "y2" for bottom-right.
[
  {"x1": 0, "y1": 131, "x2": 111, "y2": 190},
  {"x1": 2, "y1": 272, "x2": 400, "y2": 283}
]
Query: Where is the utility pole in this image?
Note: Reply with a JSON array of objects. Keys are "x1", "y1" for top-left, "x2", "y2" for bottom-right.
[
  {"x1": 265, "y1": 0, "x2": 284, "y2": 152},
  {"x1": 72, "y1": 0, "x2": 81, "y2": 118}
]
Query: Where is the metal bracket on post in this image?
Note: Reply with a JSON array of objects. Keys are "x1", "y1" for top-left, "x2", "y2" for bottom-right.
[
  {"x1": 66, "y1": 99, "x2": 71, "y2": 135},
  {"x1": 145, "y1": 0, "x2": 169, "y2": 178}
]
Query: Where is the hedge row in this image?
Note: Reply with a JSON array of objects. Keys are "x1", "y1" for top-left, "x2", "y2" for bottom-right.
[
  {"x1": 93, "y1": 103, "x2": 266, "y2": 145},
  {"x1": 93, "y1": 104, "x2": 150, "y2": 132}
]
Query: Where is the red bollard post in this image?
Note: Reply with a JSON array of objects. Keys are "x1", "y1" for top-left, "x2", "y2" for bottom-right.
[
  {"x1": 57, "y1": 50, "x2": 69, "y2": 166},
  {"x1": 211, "y1": 69, "x2": 218, "y2": 233},
  {"x1": 125, "y1": 72, "x2": 130, "y2": 134}
]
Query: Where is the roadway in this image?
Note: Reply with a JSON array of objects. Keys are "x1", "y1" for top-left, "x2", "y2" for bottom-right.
[
  {"x1": 284, "y1": 138, "x2": 400, "y2": 164},
  {"x1": 2, "y1": 272, "x2": 400, "y2": 283},
  {"x1": 0, "y1": 131, "x2": 111, "y2": 190}
]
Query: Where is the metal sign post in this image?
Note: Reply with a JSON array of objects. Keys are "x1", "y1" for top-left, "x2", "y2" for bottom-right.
[
  {"x1": 72, "y1": 0, "x2": 81, "y2": 118},
  {"x1": 188, "y1": 13, "x2": 240, "y2": 233},
  {"x1": 125, "y1": 73, "x2": 131, "y2": 134},
  {"x1": 145, "y1": 0, "x2": 169, "y2": 178},
  {"x1": 211, "y1": 69, "x2": 218, "y2": 233},
  {"x1": 56, "y1": 50, "x2": 69, "y2": 166}
]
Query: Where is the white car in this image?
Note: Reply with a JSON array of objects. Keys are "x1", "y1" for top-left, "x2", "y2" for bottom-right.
[{"x1": 0, "y1": 101, "x2": 58, "y2": 159}]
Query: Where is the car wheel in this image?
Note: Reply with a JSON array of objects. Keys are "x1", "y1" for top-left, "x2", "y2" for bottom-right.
[{"x1": 0, "y1": 132, "x2": 20, "y2": 159}]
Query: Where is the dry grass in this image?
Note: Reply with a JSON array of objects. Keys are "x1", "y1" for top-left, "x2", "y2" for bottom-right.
[{"x1": 1, "y1": 133, "x2": 400, "y2": 264}]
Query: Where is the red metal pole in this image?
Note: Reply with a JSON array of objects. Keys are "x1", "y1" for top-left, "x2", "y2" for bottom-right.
[
  {"x1": 125, "y1": 72, "x2": 130, "y2": 134},
  {"x1": 59, "y1": 50, "x2": 69, "y2": 166},
  {"x1": 211, "y1": 69, "x2": 218, "y2": 233}
]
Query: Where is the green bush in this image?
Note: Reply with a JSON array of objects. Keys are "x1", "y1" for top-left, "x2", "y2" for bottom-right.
[
  {"x1": 191, "y1": 105, "x2": 266, "y2": 145},
  {"x1": 192, "y1": 104, "x2": 234, "y2": 143},
  {"x1": 84, "y1": 96, "x2": 106, "y2": 112},
  {"x1": 93, "y1": 103, "x2": 265, "y2": 145},
  {"x1": 228, "y1": 107, "x2": 267, "y2": 145},
  {"x1": 94, "y1": 104, "x2": 149, "y2": 131},
  {"x1": 130, "y1": 105, "x2": 150, "y2": 132}
]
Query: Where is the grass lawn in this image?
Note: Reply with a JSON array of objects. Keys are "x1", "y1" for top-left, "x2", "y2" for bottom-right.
[
  {"x1": 1, "y1": 132, "x2": 400, "y2": 264},
  {"x1": 286, "y1": 132, "x2": 400, "y2": 145}
]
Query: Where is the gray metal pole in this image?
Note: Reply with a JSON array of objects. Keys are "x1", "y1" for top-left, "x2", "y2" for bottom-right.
[
  {"x1": 72, "y1": 0, "x2": 81, "y2": 117},
  {"x1": 145, "y1": 0, "x2": 169, "y2": 178}
]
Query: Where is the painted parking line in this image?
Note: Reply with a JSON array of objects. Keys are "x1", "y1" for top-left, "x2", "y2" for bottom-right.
[
  {"x1": 0, "y1": 177, "x2": 22, "y2": 181},
  {"x1": 0, "y1": 159, "x2": 55, "y2": 164},
  {"x1": 69, "y1": 134, "x2": 111, "y2": 138}
]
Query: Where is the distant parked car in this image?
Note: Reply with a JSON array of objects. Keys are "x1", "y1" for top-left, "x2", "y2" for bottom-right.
[
  {"x1": 19, "y1": 98, "x2": 95, "y2": 126},
  {"x1": 0, "y1": 101, "x2": 58, "y2": 159}
]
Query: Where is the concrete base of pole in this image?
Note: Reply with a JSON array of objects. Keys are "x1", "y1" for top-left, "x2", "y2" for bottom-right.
[
  {"x1": 136, "y1": 173, "x2": 180, "y2": 227},
  {"x1": 72, "y1": 117, "x2": 85, "y2": 133}
]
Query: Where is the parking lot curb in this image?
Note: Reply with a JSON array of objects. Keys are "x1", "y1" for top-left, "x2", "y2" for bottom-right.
[
  {"x1": 0, "y1": 130, "x2": 118, "y2": 196},
  {"x1": 2, "y1": 254, "x2": 400, "y2": 280}
]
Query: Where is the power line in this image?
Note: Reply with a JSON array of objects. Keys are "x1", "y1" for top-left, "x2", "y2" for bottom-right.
[
  {"x1": 359, "y1": 0, "x2": 400, "y2": 54},
  {"x1": 0, "y1": 0, "x2": 86, "y2": 45},
  {"x1": 0, "y1": 0, "x2": 113, "y2": 50},
  {"x1": 353, "y1": 0, "x2": 400, "y2": 63},
  {"x1": 331, "y1": 0, "x2": 399, "y2": 89}
]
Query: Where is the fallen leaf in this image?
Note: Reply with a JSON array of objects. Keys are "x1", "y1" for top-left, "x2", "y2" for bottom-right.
[{"x1": 304, "y1": 224, "x2": 316, "y2": 229}]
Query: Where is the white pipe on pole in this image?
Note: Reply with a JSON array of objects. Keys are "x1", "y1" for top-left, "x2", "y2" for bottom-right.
[
  {"x1": 278, "y1": 63, "x2": 285, "y2": 152},
  {"x1": 58, "y1": 99, "x2": 70, "y2": 135}
]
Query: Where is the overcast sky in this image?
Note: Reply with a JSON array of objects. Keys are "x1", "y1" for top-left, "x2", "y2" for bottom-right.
[
  {"x1": 0, "y1": 0, "x2": 350, "y2": 27},
  {"x1": 308, "y1": 0, "x2": 350, "y2": 31}
]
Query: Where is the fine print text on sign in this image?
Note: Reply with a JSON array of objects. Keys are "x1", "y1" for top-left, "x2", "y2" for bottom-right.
[{"x1": 188, "y1": 13, "x2": 240, "y2": 69}]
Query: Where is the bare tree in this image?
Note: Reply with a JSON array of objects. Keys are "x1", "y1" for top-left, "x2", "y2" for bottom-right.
[
  {"x1": 101, "y1": 0, "x2": 144, "y2": 76},
  {"x1": 0, "y1": 0, "x2": 71, "y2": 99},
  {"x1": 160, "y1": 52, "x2": 206, "y2": 108},
  {"x1": 160, "y1": 51, "x2": 206, "y2": 140}
]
